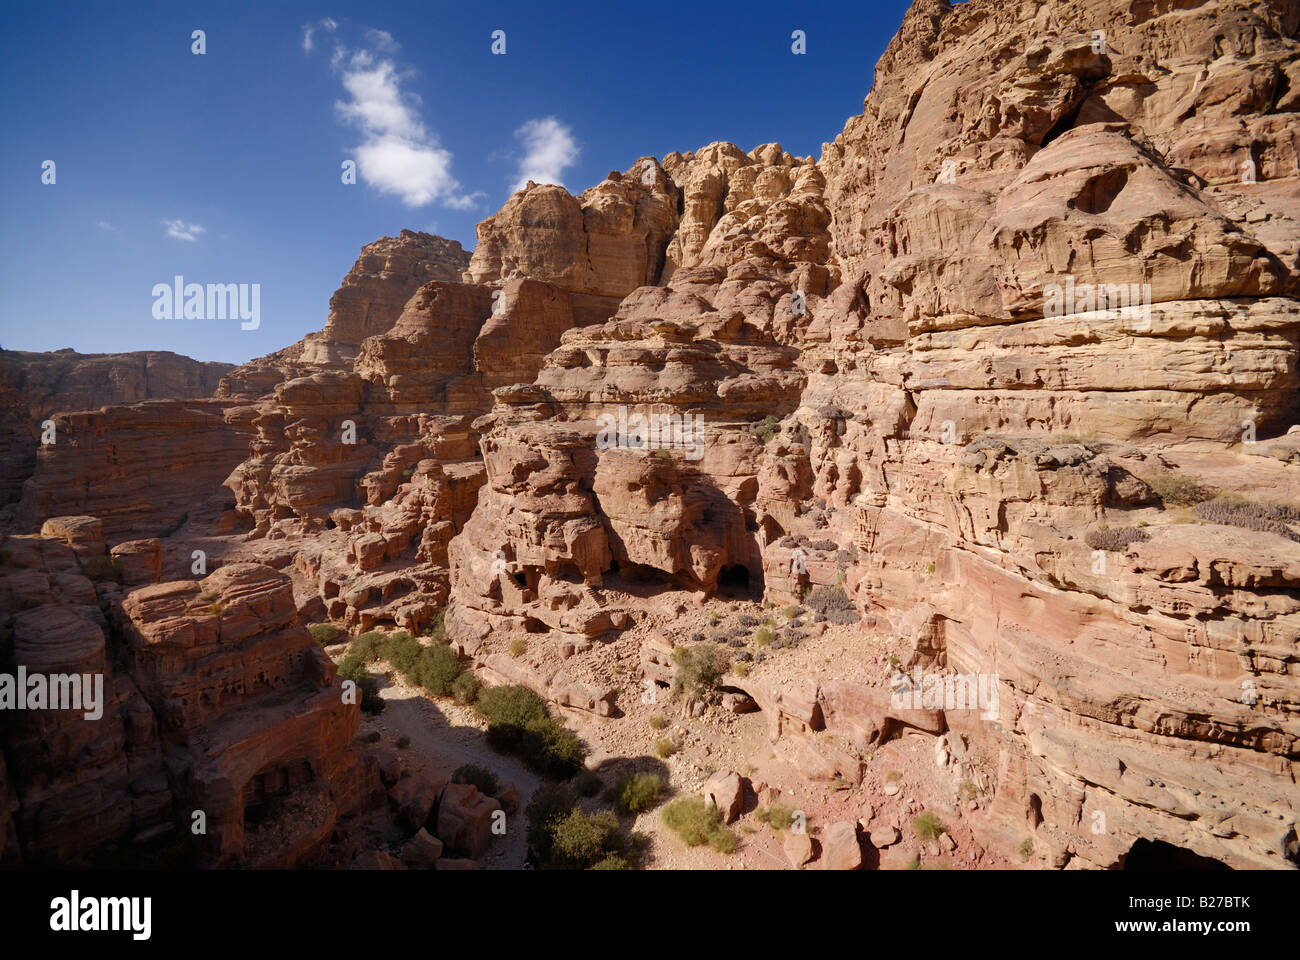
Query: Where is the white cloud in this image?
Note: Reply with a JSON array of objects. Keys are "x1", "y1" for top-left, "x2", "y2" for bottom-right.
[
  {"x1": 96, "y1": 220, "x2": 118, "y2": 233},
  {"x1": 364, "y1": 29, "x2": 398, "y2": 52},
  {"x1": 302, "y1": 17, "x2": 338, "y2": 54},
  {"x1": 330, "y1": 41, "x2": 474, "y2": 208},
  {"x1": 163, "y1": 219, "x2": 205, "y2": 242},
  {"x1": 511, "y1": 117, "x2": 579, "y2": 193}
]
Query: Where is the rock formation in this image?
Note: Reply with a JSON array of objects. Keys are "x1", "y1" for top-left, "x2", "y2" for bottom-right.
[
  {"x1": 3, "y1": 0, "x2": 1298, "y2": 871},
  {"x1": 0, "y1": 348, "x2": 233, "y2": 509}
]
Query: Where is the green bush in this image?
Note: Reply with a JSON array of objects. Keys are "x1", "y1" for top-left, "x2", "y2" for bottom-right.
[
  {"x1": 912, "y1": 811, "x2": 945, "y2": 842},
  {"x1": 754, "y1": 627, "x2": 775, "y2": 647},
  {"x1": 451, "y1": 670, "x2": 480, "y2": 706},
  {"x1": 509, "y1": 636, "x2": 528, "y2": 658},
  {"x1": 412, "y1": 643, "x2": 462, "y2": 697},
  {"x1": 337, "y1": 657, "x2": 385, "y2": 714},
  {"x1": 308, "y1": 623, "x2": 341, "y2": 645},
  {"x1": 671, "y1": 643, "x2": 728, "y2": 699},
  {"x1": 550, "y1": 809, "x2": 624, "y2": 868},
  {"x1": 756, "y1": 803, "x2": 797, "y2": 832},
  {"x1": 653, "y1": 738, "x2": 676, "y2": 759},
  {"x1": 421, "y1": 609, "x2": 447, "y2": 642},
  {"x1": 348, "y1": 631, "x2": 386, "y2": 664},
  {"x1": 525, "y1": 783, "x2": 577, "y2": 863},
  {"x1": 590, "y1": 855, "x2": 631, "y2": 870},
  {"x1": 572, "y1": 770, "x2": 603, "y2": 798},
  {"x1": 452, "y1": 763, "x2": 499, "y2": 797},
  {"x1": 661, "y1": 797, "x2": 736, "y2": 853},
  {"x1": 753, "y1": 414, "x2": 779, "y2": 445},
  {"x1": 476, "y1": 684, "x2": 588, "y2": 778},
  {"x1": 1148, "y1": 471, "x2": 1216, "y2": 507},
  {"x1": 610, "y1": 773, "x2": 665, "y2": 815}
]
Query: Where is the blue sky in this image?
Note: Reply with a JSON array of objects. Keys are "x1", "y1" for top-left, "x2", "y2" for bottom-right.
[{"x1": 0, "y1": 0, "x2": 913, "y2": 364}]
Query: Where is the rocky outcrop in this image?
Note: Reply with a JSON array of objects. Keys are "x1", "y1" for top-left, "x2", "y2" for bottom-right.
[
  {"x1": 0, "y1": 348, "x2": 233, "y2": 508},
  {"x1": 440, "y1": 0, "x2": 1300, "y2": 870},
  {"x1": 4, "y1": 0, "x2": 1298, "y2": 873},
  {"x1": 5, "y1": 399, "x2": 254, "y2": 542},
  {"x1": 0, "y1": 528, "x2": 374, "y2": 868}
]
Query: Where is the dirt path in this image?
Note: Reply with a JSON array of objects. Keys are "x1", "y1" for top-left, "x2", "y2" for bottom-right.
[{"x1": 362, "y1": 673, "x2": 542, "y2": 869}]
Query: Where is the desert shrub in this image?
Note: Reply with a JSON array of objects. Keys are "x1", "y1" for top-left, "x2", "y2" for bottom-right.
[
  {"x1": 1194, "y1": 497, "x2": 1300, "y2": 543},
  {"x1": 348, "y1": 631, "x2": 386, "y2": 664},
  {"x1": 756, "y1": 803, "x2": 797, "y2": 832},
  {"x1": 308, "y1": 623, "x2": 341, "y2": 645},
  {"x1": 1019, "y1": 838, "x2": 1035, "y2": 862},
  {"x1": 411, "y1": 643, "x2": 462, "y2": 697},
  {"x1": 753, "y1": 414, "x2": 780, "y2": 445},
  {"x1": 396, "y1": 735, "x2": 411, "y2": 749},
  {"x1": 671, "y1": 643, "x2": 728, "y2": 699},
  {"x1": 653, "y1": 738, "x2": 676, "y2": 759},
  {"x1": 452, "y1": 763, "x2": 499, "y2": 797},
  {"x1": 524, "y1": 785, "x2": 627, "y2": 869},
  {"x1": 1149, "y1": 471, "x2": 1216, "y2": 507},
  {"x1": 647, "y1": 715, "x2": 667, "y2": 730},
  {"x1": 738, "y1": 614, "x2": 761, "y2": 628},
  {"x1": 451, "y1": 670, "x2": 480, "y2": 706},
  {"x1": 476, "y1": 684, "x2": 587, "y2": 778},
  {"x1": 421, "y1": 609, "x2": 447, "y2": 642},
  {"x1": 661, "y1": 797, "x2": 736, "y2": 853},
  {"x1": 337, "y1": 657, "x2": 385, "y2": 714},
  {"x1": 358, "y1": 731, "x2": 381, "y2": 744},
  {"x1": 754, "y1": 626, "x2": 775, "y2": 647},
  {"x1": 551, "y1": 809, "x2": 624, "y2": 868},
  {"x1": 572, "y1": 770, "x2": 603, "y2": 798},
  {"x1": 610, "y1": 773, "x2": 665, "y2": 814},
  {"x1": 1084, "y1": 526, "x2": 1149, "y2": 551},
  {"x1": 509, "y1": 636, "x2": 528, "y2": 658},
  {"x1": 379, "y1": 631, "x2": 420, "y2": 674},
  {"x1": 82, "y1": 554, "x2": 123, "y2": 583},
  {"x1": 733, "y1": 662, "x2": 751, "y2": 678},
  {"x1": 804, "y1": 584, "x2": 859, "y2": 625},
  {"x1": 912, "y1": 811, "x2": 945, "y2": 842},
  {"x1": 524, "y1": 783, "x2": 577, "y2": 862}
]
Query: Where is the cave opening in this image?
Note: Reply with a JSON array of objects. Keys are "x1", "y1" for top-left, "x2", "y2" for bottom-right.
[
  {"x1": 1122, "y1": 839, "x2": 1231, "y2": 871},
  {"x1": 718, "y1": 564, "x2": 750, "y2": 590}
]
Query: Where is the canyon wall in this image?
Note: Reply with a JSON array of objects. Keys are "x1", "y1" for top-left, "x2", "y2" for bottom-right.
[{"x1": 3, "y1": 0, "x2": 1297, "y2": 870}]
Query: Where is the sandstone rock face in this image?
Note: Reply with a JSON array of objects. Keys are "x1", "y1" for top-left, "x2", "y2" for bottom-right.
[
  {"x1": 0, "y1": 348, "x2": 232, "y2": 507},
  {"x1": 6, "y1": 400, "x2": 254, "y2": 542},
  {"x1": 0, "y1": 531, "x2": 372, "y2": 868},
  {"x1": 439, "y1": 0, "x2": 1300, "y2": 871},
  {"x1": 5, "y1": 0, "x2": 1299, "y2": 873}
]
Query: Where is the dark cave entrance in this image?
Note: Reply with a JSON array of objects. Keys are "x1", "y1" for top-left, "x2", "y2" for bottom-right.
[
  {"x1": 1122, "y1": 839, "x2": 1231, "y2": 871},
  {"x1": 717, "y1": 564, "x2": 755, "y2": 598}
]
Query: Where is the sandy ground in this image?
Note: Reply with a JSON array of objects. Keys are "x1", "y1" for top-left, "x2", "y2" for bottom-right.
[{"x1": 332, "y1": 584, "x2": 1014, "y2": 870}]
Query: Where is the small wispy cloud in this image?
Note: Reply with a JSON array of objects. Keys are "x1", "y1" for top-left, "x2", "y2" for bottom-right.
[
  {"x1": 163, "y1": 219, "x2": 205, "y2": 242},
  {"x1": 96, "y1": 220, "x2": 120, "y2": 233},
  {"x1": 301, "y1": 16, "x2": 338, "y2": 54},
  {"x1": 511, "y1": 117, "x2": 579, "y2": 193},
  {"x1": 320, "y1": 29, "x2": 477, "y2": 209}
]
